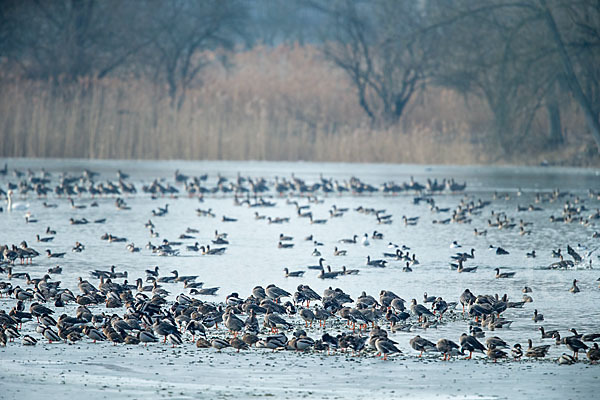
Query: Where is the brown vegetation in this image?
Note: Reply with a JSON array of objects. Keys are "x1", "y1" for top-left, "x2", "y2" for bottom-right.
[{"x1": 0, "y1": 45, "x2": 596, "y2": 165}]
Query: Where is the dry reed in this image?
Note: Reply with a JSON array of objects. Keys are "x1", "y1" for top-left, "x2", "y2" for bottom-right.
[{"x1": 0, "y1": 44, "x2": 596, "y2": 166}]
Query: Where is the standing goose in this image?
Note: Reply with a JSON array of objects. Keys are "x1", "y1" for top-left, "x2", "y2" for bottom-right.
[
  {"x1": 486, "y1": 345, "x2": 508, "y2": 362},
  {"x1": 410, "y1": 299, "x2": 434, "y2": 322},
  {"x1": 459, "y1": 333, "x2": 486, "y2": 359},
  {"x1": 525, "y1": 339, "x2": 550, "y2": 358},
  {"x1": 410, "y1": 335, "x2": 436, "y2": 357},
  {"x1": 436, "y1": 338, "x2": 460, "y2": 360},
  {"x1": 375, "y1": 337, "x2": 401, "y2": 360},
  {"x1": 564, "y1": 335, "x2": 588, "y2": 359}
]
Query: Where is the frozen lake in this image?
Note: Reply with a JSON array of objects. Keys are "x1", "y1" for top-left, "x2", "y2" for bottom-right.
[{"x1": 1, "y1": 159, "x2": 599, "y2": 399}]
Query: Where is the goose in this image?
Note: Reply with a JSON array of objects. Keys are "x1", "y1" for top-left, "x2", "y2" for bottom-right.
[
  {"x1": 437, "y1": 338, "x2": 461, "y2": 360},
  {"x1": 525, "y1": 338, "x2": 550, "y2": 358},
  {"x1": 526, "y1": 250, "x2": 536, "y2": 258},
  {"x1": 46, "y1": 249, "x2": 65, "y2": 258},
  {"x1": 339, "y1": 235, "x2": 357, "y2": 244},
  {"x1": 570, "y1": 279, "x2": 580, "y2": 293},
  {"x1": 410, "y1": 299, "x2": 433, "y2": 321},
  {"x1": 366, "y1": 256, "x2": 387, "y2": 268},
  {"x1": 312, "y1": 248, "x2": 322, "y2": 257},
  {"x1": 409, "y1": 335, "x2": 436, "y2": 357},
  {"x1": 375, "y1": 338, "x2": 401, "y2": 360},
  {"x1": 278, "y1": 241, "x2": 294, "y2": 249},
  {"x1": 333, "y1": 247, "x2": 347, "y2": 256},
  {"x1": 494, "y1": 268, "x2": 516, "y2": 278},
  {"x1": 459, "y1": 333, "x2": 486, "y2": 359},
  {"x1": 569, "y1": 329, "x2": 600, "y2": 342},
  {"x1": 539, "y1": 326, "x2": 559, "y2": 339},
  {"x1": 283, "y1": 268, "x2": 305, "y2": 277},
  {"x1": 563, "y1": 335, "x2": 589, "y2": 359},
  {"x1": 532, "y1": 309, "x2": 544, "y2": 322},
  {"x1": 36, "y1": 234, "x2": 54, "y2": 243},
  {"x1": 486, "y1": 345, "x2": 508, "y2": 362},
  {"x1": 279, "y1": 234, "x2": 293, "y2": 241},
  {"x1": 309, "y1": 215, "x2": 327, "y2": 224}
]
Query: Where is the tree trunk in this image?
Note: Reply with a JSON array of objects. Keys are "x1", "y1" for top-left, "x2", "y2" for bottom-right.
[
  {"x1": 546, "y1": 82, "x2": 563, "y2": 147},
  {"x1": 541, "y1": 0, "x2": 600, "y2": 152}
]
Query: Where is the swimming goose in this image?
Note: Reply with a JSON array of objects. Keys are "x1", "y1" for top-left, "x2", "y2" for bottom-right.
[
  {"x1": 46, "y1": 249, "x2": 65, "y2": 258},
  {"x1": 366, "y1": 256, "x2": 387, "y2": 268},
  {"x1": 494, "y1": 268, "x2": 516, "y2": 278},
  {"x1": 333, "y1": 247, "x2": 347, "y2": 256},
  {"x1": 36, "y1": 234, "x2": 54, "y2": 243},
  {"x1": 539, "y1": 326, "x2": 559, "y2": 339},
  {"x1": 339, "y1": 235, "x2": 358, "y2": 243},
  {"x1": 569, "y1": 329, "x2": 600, "y2": 342},
  {"x1": 570, "y1": 279, "x2": 580, "y2": 293},
  {"x1": 312, "y1": 248, "x2": 322, "y2": 256},
  {"x1": 532, "y1": 309, "x2": 544, "y2": 322},
  {"x1": 283, "y1": 268, "x2": 305, "y2": 277},
  {"x1": 278, "y1": 241, "x2": 294, "y2": 249}
]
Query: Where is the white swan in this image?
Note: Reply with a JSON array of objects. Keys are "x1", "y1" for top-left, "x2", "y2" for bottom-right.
[{"x1": 6, "y1": 190, "x2": 29, "y2": 211}]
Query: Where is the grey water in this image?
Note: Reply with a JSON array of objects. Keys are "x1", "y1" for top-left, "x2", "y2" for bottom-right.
[{"x1": 1, "y1": 158, "x2": 600, "y2": 356}]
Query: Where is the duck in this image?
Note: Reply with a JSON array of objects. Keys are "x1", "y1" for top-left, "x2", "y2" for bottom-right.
[
  {"x1": 587, "y1": 343, "x2": 600, "y2": 363},
  {"x1": 511, "y1": 343, "x2": 523, "y2": 359},
  {"x1": 486, "y1": 345, "x2": 508, "y2": 362}
]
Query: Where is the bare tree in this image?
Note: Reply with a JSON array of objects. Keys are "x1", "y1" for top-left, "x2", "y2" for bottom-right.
[
  {"x1": 139, "y1": 0, "x2": 247, "y2": 108},
  {"x1": 1, "y1": 0, "x2": 147, "y2": 81},
  {"x1": 311, "y1": 0, "x2": 431, "y2": 126}
]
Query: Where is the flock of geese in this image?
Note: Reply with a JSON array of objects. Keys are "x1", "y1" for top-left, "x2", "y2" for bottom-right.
[{"x1": 1, "y1": 164, "x2": 599, "y2": 365}]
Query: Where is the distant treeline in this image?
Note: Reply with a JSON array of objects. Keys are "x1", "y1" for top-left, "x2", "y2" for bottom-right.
[{"x1": 0, "y1": 0, "x2": 599, "y2": 165}]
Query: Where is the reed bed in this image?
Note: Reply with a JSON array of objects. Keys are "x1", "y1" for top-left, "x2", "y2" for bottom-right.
[{"x1": 0, "y1": 45, "x2": 595, "y2": 165}]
